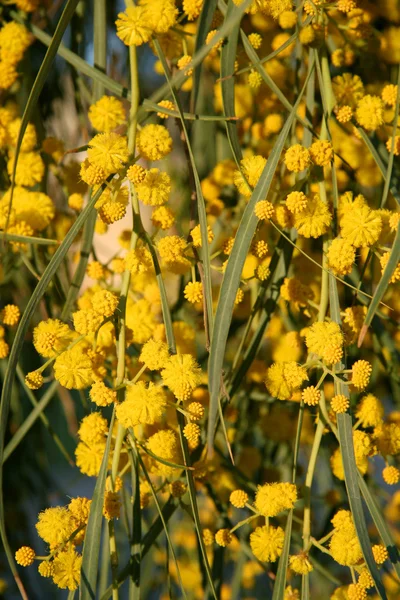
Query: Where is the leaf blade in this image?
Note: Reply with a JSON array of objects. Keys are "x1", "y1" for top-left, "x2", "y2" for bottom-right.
[
  {"x1": 80, "y1": 411, "x2": 115, "y2": 600},
  {"x1": 207, "y1": 57, "x2": 315, "y2": 452}
]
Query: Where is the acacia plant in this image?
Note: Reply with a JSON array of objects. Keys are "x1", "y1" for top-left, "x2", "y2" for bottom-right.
[{"x1": 1, "y1": 0, "x2": 400, "y2": 598}]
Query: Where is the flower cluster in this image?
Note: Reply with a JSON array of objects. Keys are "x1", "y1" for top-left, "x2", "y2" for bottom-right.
[{"x1": 3, "y1": 0, "x2": 400, "y2": 598}]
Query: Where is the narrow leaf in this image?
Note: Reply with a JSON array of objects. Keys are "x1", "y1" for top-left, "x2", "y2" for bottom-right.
[
  {"x1": 191, "y1": 0, "x2": 218, "y2": 111},
  {"x1": 80, "y1": 411, "x2": 115, "y2": 600},
  {"x1": 207, "y1": 56, "x2": 314, "y2": 453},
  {"x1": 358, "y1": 224, "x2": 400, "y2": 346},
  {"x1": 272, "y1": 511, "x2": 293, "y2": 600},
  {"x1": 329, "y1": 275, "x2": 387, "y2": 600},
  {"x1": 220, "y1": 0, "x2": 242, "y2": 167},
  {"x1": 358, "y1": 474, "x2": 400, "y2": 581}
]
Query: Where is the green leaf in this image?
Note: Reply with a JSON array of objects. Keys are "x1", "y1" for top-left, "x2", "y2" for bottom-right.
[
  {"x1": 272, "y1": 511, "x2": 293, "y2": 600},
  {"x1": 220, "y1": 0, "x2": 242, "y2": 168},
  {"x1": 153, "y1": 38, "x2": 214, "y2": 339},
  {"x1": 0, "y1": 185, "x2": 103, "y2": 584},
  {"x1": 191, "y1": 0, "x2": 218, "y2": 111},
  {"x1": 358, "y1": 224, "x2": 400, "y2": 346},
  {"x1": 356, "y1": 127, "x2": 400, "y2": 206},
  {"x1": 6, "y1": 370, "x2": 71, "y2": 464},
  {"x1": 135, "y1": 446, "x2": 188, "y2": 600},
  {"x1": 1, "y1": 233, "x2": 59, "y2": 246},
  {"x1": 80, "y1": 411, "x2": 115, "y2": 600},
  {"x1": 336, "y1": 414, "x2": 387, "y2": 600},
  {"x1": 207, "y1": 56, "x2": 315, "y2": 452},
  {"x1": 358, "y1": 475, "x2": 400, "y2": 581},
  {"x1": 329, "y1": 275, "x2": 387, "y2": 600},
  {"x1": 61, "y1": 208, "x2": 97, "y2": 320}
]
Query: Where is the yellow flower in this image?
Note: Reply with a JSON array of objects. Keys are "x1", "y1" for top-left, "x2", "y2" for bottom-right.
[
  {"x1": 351, "y1": 360, "x2": 372, "y2": 390},
  {"x1": 103, "y1": 491, "x2": 121, "y2": 521},
  {"x1": 305, "y1": 321, "x2": 343, "y2": 362},
  {"x1": 36, "y1": 506, "x2": 76, "y2": 549},
  {"x1": 80, "y1": 159, "x2": 106, "y2": 185},
  {"x1": 136, "y1": 168, "x2": 171, "y2": 206},
  {"x1": 88, "y1": 96, "x2": 125, "y2": 132},
  {"x1": 115, "y1": 6, "x2": 154, "y2": 47},
  {"x1": 381, "y1": 83, "x2": 398, "y2": 107},
  {"x1": 0, "y1": 22, "x2": 31, "y2": 64},
  {"x1": 137, "y1": 124, "x2": 173, "y2": 161},
  {"x1": 89, "y1": 382, "x2": 116, "y2": 407},
  {"x1": 190, "y1": 224, "x2": 214, "y2": 247},
  {"x1": 355, "y1": 394, "x2": 384, "y2": 427},
  {"x1": 331, "y1": 394, "x2": 349, "y2": 413},
  {"x1": 161, "y1": 353, "x2": 202, "y2": 400},
  {"x1": 372, "y1": 544, "x2": 388, "y2": 565},
  {"x1": 184, "y1": 281, "x2": 203, "y2": 304},
  {"x1": 91, "y1": 289, "x2": 119, "y2": 317},
  {"x1": 309, "y1": 140, "x2": 334, "y2": 166},
  {"x1": 116, "y1": 381, "x2": 167, "y2": 427},
  {"x1": 75, "y1": 441, "x2": 106, "y2": 477},
  {"x1": 302, "y1": 386, "x2": 321, "y2": 406},
  {"x1": 52, "y1": 548, "x2": 82, "y2": 590},
  {"x1": 327, "y1": 238, "x2": 356, "y2": 275},
  {"x1": 7, "y1": 119, "x2": 37, "y2": 151},
  {"x1": 374, "y1": 423, "x2": 400, "y2": 456},
  {"x1": 250, "y1": 525, "x2": 285, "y2": 562},
  {"x1": 38, "y1": 561, "x2": 54, "y2": 578},
  {"x1": 157, "y1": 235, "x2": 191, "y2": 274},
  {"x1": 143, "y1": 0, "x2": 178, "y2": 35},
  {"x1": 229, "y1": 489, "x2": 248, "y2": 508},
  {"x1": 125, "y1": 246, "x2": 153, "y2": 274},
  {"x1": 265, "y1": 362, "x2": 308, "y2": 400},
  {"x1": 183, "y1": 0, "x2": 203, "y2": 20},
  {"x1": 332, "y1": 73, "x2": 364, "y2": 108},
  {"x1": 53, "y1": 348, "x2": 93, "y2": 389},
  {"x1": 293, "y1": 194, "x2": 331, "y2": 238},
  {"x1": 87, "y1": 133, "x2": 129, "y2": 174},
  {"x1": 382, "y1": 466, "x2": 400, "y2": 485},
  {"x1": 215, "y1": 529, "x2": 232, "y2": 547},
  {"x1": 254, "y1": 200, "x2": 275, "y2": 220},
  {"x1": 72, "y1": 309, "x2": 103, "y2": 335},
  {"x1": 233, "y1": 155, "x2": 266, "y2": 197},
  {"x1": 146, "y1": 429, "x2": 183, "y2": 478},
  {"x1": 127, "y1": 164, "x2": 146, "y2": 184},
  {"x1": 15, "y1": 546, "x2": 35, "y2": 567},
  {"x1": 25, "y1": 371, "x2": 44, "y2": 390},
  {"x1": 183, "y1": 423, "x2": 201, "y2": 444},
  {"x1": 7, "y1": 151, "x2": 44, "y2": 187},
  {"x1": 0, "y1": 304, "x2": 20, "y2": 326},
  {"x1": 284, "y1": 144, "x2": 311, "y2": 173},
  {"x1": 347, "y1": 584, "x2": 367, "y2": 600},
  {"x1": 0, "y1": 60, "x2": 18, "y2": 90},
  {"x1": 152, "y1": 205, "x2": 175, "y2": 230},
  {"x1": 33, "y1": 319, "x2": 73, "y2": 358},
  {"x1": 78, "y1": 412, "x2": 108, "y2": 445},
  {"x1": 356, "y1": 95, "x2": 385, "y2": 131},
  {"x1": 285, "y1": 191, "x2": 308, "y2": 214},
  {"x1": 254, "y1": 482, "x2": 297, "y2": 517},
  {"x1": 139, "y1": 338, "x2": 170, "y2": 370},
  {"x1": 280, "y1": 277, "x2": 313, "y2": 308},
  {"x1": 289, "y1": 553, "x2": 313, "y2": 574},
  {"x1": 329, "y1": 528, "x2": 362, "y2": 566}
]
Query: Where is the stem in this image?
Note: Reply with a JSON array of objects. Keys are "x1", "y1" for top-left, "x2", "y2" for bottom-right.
[{"x1": 303, "y1": 415, "x2": 325, "y2": 551}]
